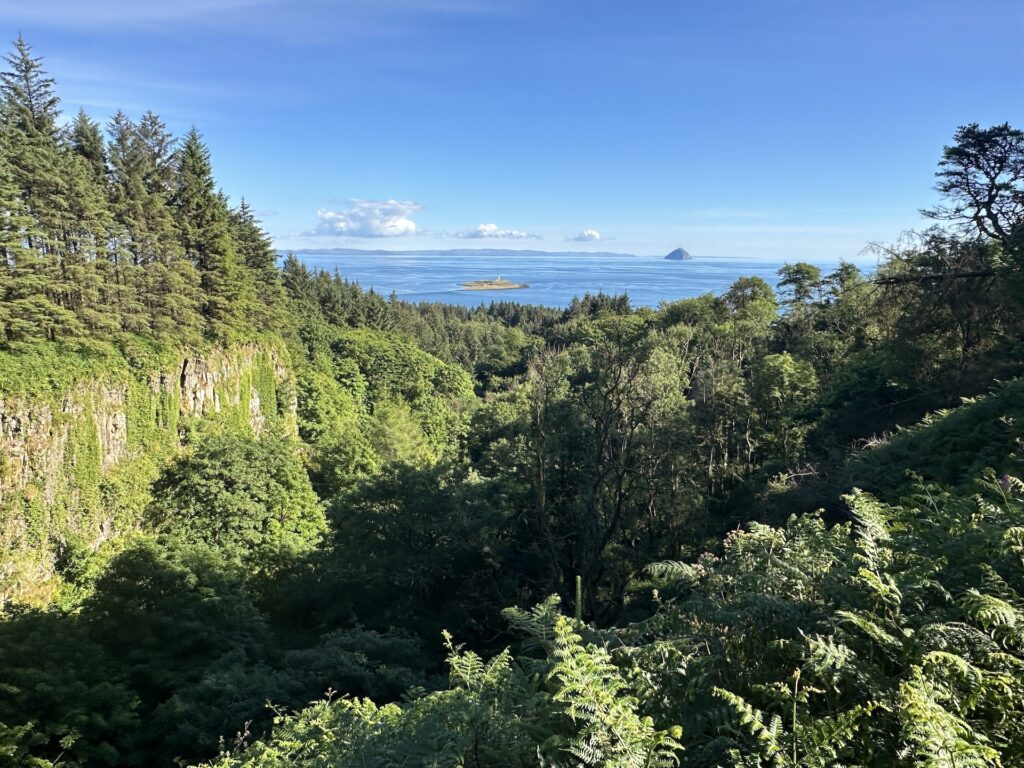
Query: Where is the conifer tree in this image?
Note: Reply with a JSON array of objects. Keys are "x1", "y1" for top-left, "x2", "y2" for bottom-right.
[
  {"x1": 59, "y1": 110, "x2": 116, "y2": 333},
  {"x1": 0, "y1": 36, "x2": 279, "y2": 347},
  {"x1": 68, "y1": 109, "x2": 106, "y2": 184},
  {"x1": 107, "y1": 111, "x2": 150, "y2": 265},
  {"x1": 0, "y1": 149, "x2": 78, "y2": 341},
  {"x1": 0, "y1": 35, "x2": 80, "y2": 338},
  {"x1": 106, "y1": 112, "x2": 203, "y2": 338},
  {"x1": 171, "y1": 128, "x2": 251, "y2": 338},
  {"x1": 0, "y1": 35, "x2": 58, "y2": 133},
  {"x1": 136, "y1": 110, "x2": 178, "y2": 195},
  {"x1": 280, "y1": 252, "x2": 310, "y2": 290},
  {"x1": 134, "y1": 116, "x2": 203, "y2": 340},
  {"x1": 0, "y1": 35, "x2": 65, "y2": 249},
  {"x1": 231, "y1": 198, "x2": 284, "y2": 328},
  {"x1": 0, "y1": 150, "x2": 32, "y2": 339},
  {"x1": 59, "y1": 146, "x2": 117, "y2": 333}
]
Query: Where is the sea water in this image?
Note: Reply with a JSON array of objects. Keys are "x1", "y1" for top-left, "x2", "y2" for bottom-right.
[{"x1": 290, "y1": 252, "x2": 879, "y2": 308}]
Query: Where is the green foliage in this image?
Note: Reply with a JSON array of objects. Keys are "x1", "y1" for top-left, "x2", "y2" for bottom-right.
[
  {"x1": 0, "y1": 338, "x2": 291, "y2": 605},
  {"x1": 200, "y1": 607, "x2": 681, "y2": 768},
  {"x1": 146, "y1": 431, "x2": 325, "y2": 569},
  {"x1": 294, "y1": 365, "x2": 376, "y2": 493},
  {"x1": 0, "y1": 531, "x2": 432, "y2": 767},
  {"x1": 922, "y1": 122, "x2": 1024, "y2": 249},
  {"x1": 290, "y1": 316, "x2": 475, "y2": 496},
  {"x1": 751, "y1": 353, "x2": 818, "y2": 464},
  {"x1": 302, "y1": 461, "x2": 512, "y2": 643},
  {"x1": 3, "y1": 54, "x2": 1024, "y2": 768},
  {"x1": 227, "y1": 470, "x2": 1018, "y2": 767},
  {"x1": 0, "y1": 38, "x2": 285, "y2": 348},
  {"x1": 279, "y1": 254, "x2": 548, "y2": 380},
  {"x1": 846, "y1": 379, "x2": 1024, "y2": 489},
  {"x1": 624, "y1": 474, "x2": 1024, "y2": 766},
  {"x1": 548, "y1": 616, "x2": 681, "y2": 767}
]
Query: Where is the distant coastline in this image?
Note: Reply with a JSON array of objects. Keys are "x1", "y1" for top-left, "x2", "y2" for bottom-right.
[{"x1": 280, "y1": 247, "x2": 641, "y2": 258}]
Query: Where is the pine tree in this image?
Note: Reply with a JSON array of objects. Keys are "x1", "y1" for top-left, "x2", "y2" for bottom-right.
[
  {"x1": 58, "y1": 110, "x2": 117, "y2": 333},
  {"x1": 106, "y1": 111, "x2": 203, "y2": 337},
  {"x1": 171, "y1": 129, "x2": 251, "y2": 339},
  {"x1": 0, "y1": 36, "x2": 79, "y2": 340},
  {"x1": 107, "y1": 111, "x2": 150, "y2": 266},
  {"x1": 142, "y1": 254, "x2": 204, "y2": 343},
  {"x1": 281, "y1": 252, "x2": 312, "y2": 300},
  {"x1": 68, "y1": 109, "x2": 106, "y2": 184},
  {"x1": 59, "y1": 146, "x2": 117, "y2": 334},
  {"x1": 0, "y1": 35, "x2": 58, "y2": 134},
  {"x1": 0, "y1": 149, "x2": 32, "y2": 339},
  {"x1": 0, "y1": 148, "x2": 78, "y2": 342},
  {"x1": 136, "y1": 110, "x2": 178, "y2": 195},
  {"x1": 231, "y1": 198, "x2": 284, "y2": 329},
  {"x1": 0, "y1": 34, "x2": 65, "y2": 240}
]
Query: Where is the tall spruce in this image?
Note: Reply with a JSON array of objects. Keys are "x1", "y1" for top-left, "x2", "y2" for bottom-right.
[
  {"x1": 106, "y1": 111, "x2": 203, "y2": 338},
  {"x1": 0, "y1": 35, "x2": 58, "y2": 133},
  {"x1": 0, "y1": 35, "x2": 81, "y2": 338},
  {"x1": 68, "y1": 109, "x2": 106, "y2": 184},
  {"x1": 231, "y1": 198, "x2": 285, "y2": 328},
  {"x1": 59, "y1": 142, "x2": 116, "y2": 333},
  {"x1": 0, "y1": 34, "x2": 64, "y2": 248},
  {"x1": 171, "y1": 128, "x2": 251, "y2": 339},
  {"x1": 0, "y1": 148, "x2": 79, "y2": 342},
  {"x1": 136, "y1": 110, "x2": 178, "y2": 195}
]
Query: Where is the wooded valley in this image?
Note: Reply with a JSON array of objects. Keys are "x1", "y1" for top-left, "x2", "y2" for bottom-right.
[{"x1": 1, "y1": 36, "x2": 1023, "y2": 767}]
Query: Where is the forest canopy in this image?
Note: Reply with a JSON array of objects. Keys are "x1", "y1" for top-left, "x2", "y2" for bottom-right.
[{"x1": 0, "y1": 35, "x2": 1023, "y2": 768}]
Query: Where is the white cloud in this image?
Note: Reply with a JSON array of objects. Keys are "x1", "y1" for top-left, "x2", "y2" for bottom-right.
[
  {"x1": 573, "y1": 228, "x2": 601, "y2": 242},
  {"x1": 312, "y1": 199, "x2": 421, "y2": 237},
  {"x1": 455, "y1": 223, "x2": 540, "y2": 240}
]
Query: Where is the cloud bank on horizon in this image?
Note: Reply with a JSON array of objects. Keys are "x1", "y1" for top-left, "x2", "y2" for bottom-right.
[
  {"x1": 455, "y1": 223, "x2": 541, "y2": 240},
  {"x1": 312, "y1": 199, "x2": 422, "y2": 237},
  {"x1": 308, "y1": 201, "x2": 545, "y2": 242},
  {"x1": 297, "y1": 197, "x2": 899, "y2": 258}
]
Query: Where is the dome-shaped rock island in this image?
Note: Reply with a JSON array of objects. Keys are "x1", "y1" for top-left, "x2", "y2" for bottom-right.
[{"x1": 664, "y1": 247, "x2": 693, "y2": 260}]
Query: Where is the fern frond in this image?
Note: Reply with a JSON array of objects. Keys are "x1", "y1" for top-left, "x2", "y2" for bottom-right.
[
  {"x1": 959, "y1": 589, "x2": 1019, "y2": 630},
  {"x1": 898, "y1": 667, "x2": 1002, "y2": 768},
  {"x1": 712, "y1": 687, "x2": 784, "y2": 764}
]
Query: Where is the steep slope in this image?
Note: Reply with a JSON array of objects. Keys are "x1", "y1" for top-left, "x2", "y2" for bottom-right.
[
  {"x1": 0, "y1": 339, "x2": 295, "y2": 605},
  {"x1": 758, "y1": 378, "x2": 1024, "y2": 519}
]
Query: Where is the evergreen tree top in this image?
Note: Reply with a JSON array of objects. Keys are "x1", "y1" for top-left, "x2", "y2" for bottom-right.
[
  {"x1": 0, "y1": 34, "x2": 60, "y2": 134},
  {"x1": 176, "y1": 128, "x2": 216, "y2": 198},
  {"x1": 69, "y1": 109, "x2": 106, "y2": 179}
]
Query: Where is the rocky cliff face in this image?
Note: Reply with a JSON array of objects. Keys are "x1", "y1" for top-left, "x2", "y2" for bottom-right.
[
  {"x1": 0, "y1": 342, "x2": 295, "y2": 605},
  {"x1": 178, "y1": 346, "x2": 293, "y2": 421}
]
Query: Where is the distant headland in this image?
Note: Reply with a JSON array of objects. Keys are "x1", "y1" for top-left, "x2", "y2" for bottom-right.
[
  {"x1": 283, "y1": 247, "x2": 640, "y2": 258},
  {"x1": 278, "y1": 247, "x2": 706, "y2": 262}
]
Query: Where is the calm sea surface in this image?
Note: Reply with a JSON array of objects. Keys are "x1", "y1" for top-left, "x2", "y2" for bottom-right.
[{"x1": 291, "y1": 253, "x2": 878, "y2": 308}]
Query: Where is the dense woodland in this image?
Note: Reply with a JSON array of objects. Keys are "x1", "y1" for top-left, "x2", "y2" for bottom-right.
[{"x1": 1, "y1": 36, "x2": 1023, "y2": 767}]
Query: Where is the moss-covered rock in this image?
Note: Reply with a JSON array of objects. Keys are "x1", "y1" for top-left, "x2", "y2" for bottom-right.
[{"x1": 0, "y1": 338, "x2": 295, "y2": 605}]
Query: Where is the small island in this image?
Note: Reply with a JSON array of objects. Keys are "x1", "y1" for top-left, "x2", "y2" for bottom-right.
[{"x1": 460, "y1": 278, "x2": 528, "y2": 291}]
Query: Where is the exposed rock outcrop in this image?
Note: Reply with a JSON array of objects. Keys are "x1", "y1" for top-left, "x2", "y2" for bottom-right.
[{"x1": 0, "y1": 342, "x2": 295, "y2": 604}]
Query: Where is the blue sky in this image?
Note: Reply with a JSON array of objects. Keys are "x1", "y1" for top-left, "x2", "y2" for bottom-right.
[{"x1": 4, "y1": 0, "x2": 1023, "y2": 258}]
